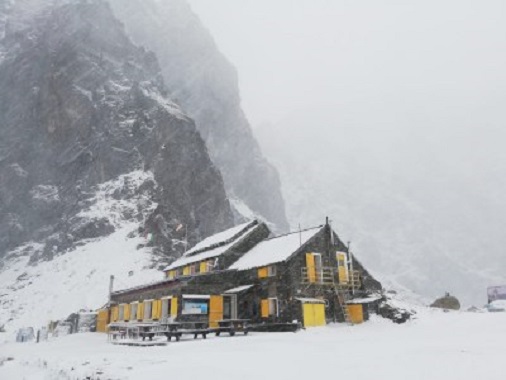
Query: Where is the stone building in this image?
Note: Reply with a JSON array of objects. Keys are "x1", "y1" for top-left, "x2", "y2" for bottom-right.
[{"x1": 97, "y1": 219, "x2": 382, "y2": 332}]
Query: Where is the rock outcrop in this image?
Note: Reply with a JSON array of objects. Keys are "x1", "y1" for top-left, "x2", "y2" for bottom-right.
[
  {"x1": 430, "y1": 294, "x2": 461, "y2": 310},
  {"x1": 0, "y1": 1, "x2": 233, "y2": 260},
  {"x1": 108, "y1": 0, "x2": 289, "y2": 232}
]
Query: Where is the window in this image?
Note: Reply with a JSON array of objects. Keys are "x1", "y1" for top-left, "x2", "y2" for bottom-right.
[
  {"x1": 182, "y1": 298, "x2": 209, "y2": 315},
  {"x1": 144, "y1": 300, "x2": 153, "y2": 320},
  {"x1": 189, "y1": 264, "x2": 196, "y2": 275},
  {"x1": 267, "y1": 265, "x2": 277, "y2": 277},
  {"x1": 118, "y1": 304, "x2": 125, "y2": 321},
  {"x1": 161, "y1": 297, "x2": 172, "y2": 320},
  {"x1": 167, "y1": 270, "x2": 176, "y2": 280},
  {"x1": 268, "y1": 298, "x2": 279, "y2": 316}
]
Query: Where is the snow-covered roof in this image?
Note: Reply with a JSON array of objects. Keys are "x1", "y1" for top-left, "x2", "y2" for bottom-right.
[
  {"x1": 163, "y1": 221, "x2": 260, "y2": 271},
  {"x1": 229, "y1": 227, "x2": 322, "y2": 271},
  {"x1": 182, "y1": 294, "x2": 211, "y2": 299},
  {"x1": 184, "y1": 221, "x2": 254, "y2": 257},
  {"x1": 295, "y1": 297, "x2": 326, "y2": 304},
  {"x1": 225, "y1": 285, "x2": 254, "y2": 294},
  {"x1": 346, "y1": 296, "x2": 382, "y2": 304}
]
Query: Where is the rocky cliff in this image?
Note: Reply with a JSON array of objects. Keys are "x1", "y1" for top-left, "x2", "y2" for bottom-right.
[
  {"x1": 0, "y1": 0, "x2": 233, "y2": 262},
  {"x1": 108, "y1": 0, "x2": 289, "y2": 232}
]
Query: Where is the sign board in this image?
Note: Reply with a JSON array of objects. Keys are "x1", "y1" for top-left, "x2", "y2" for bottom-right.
[{"x1": 487, "y1": 285, "x2": 506, "y2": 303}]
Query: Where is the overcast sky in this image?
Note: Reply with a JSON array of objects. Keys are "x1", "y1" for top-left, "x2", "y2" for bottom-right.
[{"x1": 187, "y1": 0, "x2": 506, "y2": 134}]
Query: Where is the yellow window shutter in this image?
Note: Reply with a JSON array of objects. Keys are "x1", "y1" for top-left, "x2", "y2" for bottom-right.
[
  {"x1": 257, "y1": 267, "x2": 268, "y2": 278},
  {"x1": 261, "y1": 299, "x2": 269, "y2": 318},
  {"x1": 96, "y1": 309, "x2": 109, "y2": 332},
  {"x1": 183, "y1": 266, "x2": 190, "y2": 276},
  {"x1": 111, "y1": 306, "x2": 119, "y2": 322},
  {"x1": 137, "y1": 302, "x2": 144, "y2": 320},
  {"x1": 124, "y1": 304, "x2": 130, "y2": 321},
  {"x1": 209, "y1": 295, "x2": 224, "y2": 328},
  {"x1": 200, "y1": 261, "x2": 207, "y2": 273},
  {"x1": 171, "y1": 297, "x2": 178, "y2": 318},
  {"x1": 336, "y1": 252, "x2": 349, "y2": 284},
  {"x1": 306, "y1": 253, "x2": 316, "y2": 283},
  {"x1": 157, "y1": 300, "x2": 163, "y2": 319},
  {"x1": 152, "y1": 300, "x2": 159, "y2": 319}
]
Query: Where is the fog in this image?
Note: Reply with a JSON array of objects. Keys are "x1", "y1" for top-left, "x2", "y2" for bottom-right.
[{"x1": 188, "y1": 0, "x2": 506, "y2": 305}]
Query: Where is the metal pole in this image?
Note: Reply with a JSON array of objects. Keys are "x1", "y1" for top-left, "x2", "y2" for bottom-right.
[
  {"x1": 348, "y1": 242, "x2": 354, "y2": 295},
  {"x1": 108, "y1": 275, "x2": 114, "y2": 306}
]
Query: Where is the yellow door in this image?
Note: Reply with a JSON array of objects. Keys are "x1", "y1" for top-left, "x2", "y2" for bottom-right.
[
  {"x1": 347, "y1": 304, "x2": 364, "y2": 324},
  {"x1": 303, "y1": 304, "x2": 315, "y2": 327},
  {"x1": 313, "y1": 304, "x2": 326, "y2": 326},
  {"x1": 200, "y1": 261, "x2": 208, "y2": 273},
  {"x1": 306, "y1": 253, "x2": 316, "y2": 283},
  {"x1": 183, "y1": 266, "x2": 190, "y2": 276},
  {"x1": 96, "y1": 309, "x2": 109, "y2": 332},
  {"x1": 209, "y1": 295, "x2": 223, "y2": 328},
  {"x1": 303, "y1": 303, "x2": 326, "y2": 327}
]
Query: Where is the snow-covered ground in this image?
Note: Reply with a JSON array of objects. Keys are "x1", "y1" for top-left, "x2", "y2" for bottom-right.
[
  {"x1": 0, "y1": 224, "x2": 161, "y2": 334},
  {"x1": 1, "y1": 310, "x2": 504, "y2": 380}
]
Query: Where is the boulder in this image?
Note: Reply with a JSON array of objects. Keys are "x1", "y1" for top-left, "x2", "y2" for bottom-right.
[{"x1": 430, "y1": 294, "x2": 461, "y2": 310}]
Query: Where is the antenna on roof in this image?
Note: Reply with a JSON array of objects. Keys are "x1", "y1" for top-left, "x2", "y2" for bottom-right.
[
  {"x1": 184, "y1": 224, "x2": 188, "y2": 252},
  {"x1": 298, "y1": 223, "x2": 302, "y2": 247}
]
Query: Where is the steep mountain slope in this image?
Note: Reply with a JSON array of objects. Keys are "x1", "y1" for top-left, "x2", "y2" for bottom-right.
[
  {"x1": 108, "y1": 0, "x2": 289, "y2": 232},
  {"x1": 0, "y1": 0, "x2": 233, "y2": 261}
]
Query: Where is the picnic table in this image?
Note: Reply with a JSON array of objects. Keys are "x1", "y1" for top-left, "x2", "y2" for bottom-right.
[
  {"x1": 159, "y1": 321, "x2": 210, "y2": 341},
  {"x1": 137, "y1": 323, "x2": 160, "y2": 341},
  {"x1": 107, "y1": 322, "x2": 140, "y2": 341},
  {"x1": 215, "y1": 319, "x2": 250, "y2": 336}
]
